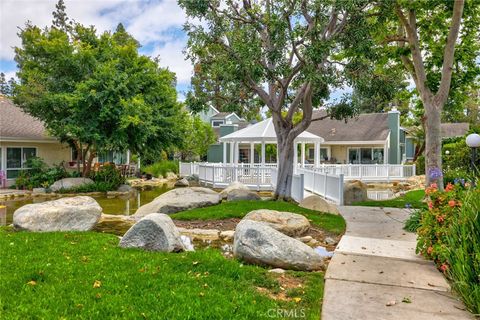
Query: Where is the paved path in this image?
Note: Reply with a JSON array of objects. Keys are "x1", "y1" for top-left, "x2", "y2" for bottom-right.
[{"x1": 322, "y1": 206, "x2": 472, "y2": 320}]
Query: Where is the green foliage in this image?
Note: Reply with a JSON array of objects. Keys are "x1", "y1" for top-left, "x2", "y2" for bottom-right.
[
  {"x1": 179, "y1": 114, "x2": 216, "y2": 161},
  {"x1": 13, "y1": 4, "x2": 183, "y2": 170},
  {"x1": 90, "y1": 163, "x2": 126, "y2": 190},
  {"x1": 404, "y1": 210, "x2": 422, "y2": 233},
  {"x1": 415, "y1": 154, "x2": 426, "y2": 175},
  {"x1": 444, "y1": 189, "x2": 480, "y2": 314},
  {"x1": 0, "y1": 229, "x2": 324, "y2": 319},
  {"x1": 14, "y1": 157, "x2": 69, "y2": 190},
  {"x1": 143, "y1": 160, "x2": 179, "y2": 178},
  {"x1": 355, "y1": 189, "x2": 426, "y2": 209},
  {"x1": 443, "y1": 138, "x2": 473, "y2": 172},
  {"x1": 171, "y1": 200, "x2": 346, "y2": 235}
]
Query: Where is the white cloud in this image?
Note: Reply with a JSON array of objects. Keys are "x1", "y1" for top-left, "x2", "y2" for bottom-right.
[{"x1": 151, "y1": 39, "x2": 192, "y2": 85}]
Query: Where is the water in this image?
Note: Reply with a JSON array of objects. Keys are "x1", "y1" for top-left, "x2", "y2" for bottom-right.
[
  {"x1": 367, "y1": 189, "x2": 396, "y2": 200},
  {"x1": 0, "y1": 184, "x2": 172, "y2": 226}
]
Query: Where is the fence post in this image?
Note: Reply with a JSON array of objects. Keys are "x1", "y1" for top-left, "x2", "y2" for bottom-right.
[
  {"x1": 212, "y1": 167, "x2": 216, "y2": 188},
  {"x1": 323, "y1": 172, "x2": 327, "y2": 197},
  {"x1": 257, "y1": 167, "x2": 260, "y2": 191},
  {"x1": 299, "y1": 173, "x2": 305, "y2": 201},
  {"x1": 338, "y1": 173, "x2": 344, "y2": 205},
  {"x1": 412, "y1": 164, "x2": 416, "y2": 177},
  {"x1": 387, "y1": 164, "x2": 390, "y2": 182}
]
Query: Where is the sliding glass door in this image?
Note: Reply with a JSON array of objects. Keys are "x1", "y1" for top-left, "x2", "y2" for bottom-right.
[
  {"x1": 348, "y1": 147, "x2": 385, "y2": 164},
  {"x1": 6, "y1": 147, "x2": 37, "y2": 179}
]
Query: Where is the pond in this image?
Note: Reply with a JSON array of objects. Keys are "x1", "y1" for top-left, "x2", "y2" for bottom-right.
[{"x1": 0, "y1": 185, "x2": 172, "y2": 227}]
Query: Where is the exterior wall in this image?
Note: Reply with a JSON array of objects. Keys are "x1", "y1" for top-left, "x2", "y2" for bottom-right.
[
  {"x1": 405, "y1": 137, "x2": 415, "y2": 160},
  {"x1": 0, "y1": 141, "x2": 71, "y2": 186},
  {"x1": 197, "y1": 106, "x2": 219, "y2": 123}
]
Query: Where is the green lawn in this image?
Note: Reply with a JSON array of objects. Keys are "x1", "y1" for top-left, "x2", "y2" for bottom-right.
[
  {"x1": 354, "y1": 189, "x2": 426, "y2": 209},
  {"x1": 0, "y1": 228, "x2": 324, "y2": 319},
  {"x1": 171, "y1": 200, "x2": 346, "y2": 235}
]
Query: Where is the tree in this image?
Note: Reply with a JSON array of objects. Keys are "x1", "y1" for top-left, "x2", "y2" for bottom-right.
[
  {"x1": 180, "y1": 0, "x2": 372, "y2": 200},
  {"x1": 178, "y1": 113, "x2": 217, "y2": 161},
  {"x1": 0, "y1": 72, "x2": 15, "y2": 97},
  {"x1": 365, "y1": 0, "x2": 479, "y2": 188},
  {"x1": 14, "y1": 2, "x2": 183, "y2": 176}
]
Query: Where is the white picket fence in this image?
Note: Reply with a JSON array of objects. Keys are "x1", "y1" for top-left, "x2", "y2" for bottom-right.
[
  {"x1": 270, "y1": 169, "x2": 305, "y2": 203},
  {"x1": 296, "y1": 168, "x2": 344, "y2": 204},
  {"x1": 197, "y1": 164, "x2": 274, "y2": 191}
]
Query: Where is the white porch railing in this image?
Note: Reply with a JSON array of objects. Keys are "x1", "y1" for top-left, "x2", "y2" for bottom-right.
[
  {"x1": 197, "y1": 164, "x2": 274, "y2": 191},
  {"x1": 296, "y1": 168, "x2": 344, "y2": 205},
  {"x1": 310, "y1": 164, "x2": 415, "y2": 181},
  {"x1": 270, "y1": 169, "x2": 305, "y2": 203}
]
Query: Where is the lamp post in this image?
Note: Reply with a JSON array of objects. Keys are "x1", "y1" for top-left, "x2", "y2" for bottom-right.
[{"x1": 466, "y1": 133, "x2": 480, "y2": 174}]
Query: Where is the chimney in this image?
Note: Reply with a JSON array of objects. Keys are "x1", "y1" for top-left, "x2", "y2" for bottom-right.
[{"x1": 388, "y1": 108, "x2": 400, "y2": 164}]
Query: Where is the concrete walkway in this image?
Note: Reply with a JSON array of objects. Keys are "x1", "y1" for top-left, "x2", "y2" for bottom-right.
[{"x1": 322, "y1": 206, "x2": 472, "y2": 320}]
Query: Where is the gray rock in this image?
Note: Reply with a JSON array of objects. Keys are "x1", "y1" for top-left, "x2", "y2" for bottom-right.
[
  {"x1": 174, "y1": 178, "x2": 189, "y2": 187},
  {"x1": 134, "y1": 187, "x2": 221, "y2": 217},
  {"x1": 325, "y1": 237, "x2": 336, "y2": 245},
  {"x1": 13, "y1": 196, "x2": 102, "y2": 231},
  {"x1": 299, "y1": 195, "x2": 339, "y2": 215},
  {"x1": 227, "y1": 189, "x2": 261, "y2": 201},
  {"x1": 119, "y1": 213, "x2": 185, "y2": 252},
  {"x1": 233, "y1": 220, "x2": 324, "y2": 271},
  {"x1": 32, "y1": 188, "x2": 47, "y2": 194},
  {"x1": 117, "y1": 184, "x2": 134, "y2": 193},
  {"x1": 243, "y1": 209, "x2": 310, "y2": 237},
  {"x1": 219, "y1": 181, "x2": 250, "y2": 199},
  {"x1": 50, "y1": 177, "x2": 94, "y2": 192},
  {"x1": 343, "y1": 180, "x2": 368, "y2": 205}
]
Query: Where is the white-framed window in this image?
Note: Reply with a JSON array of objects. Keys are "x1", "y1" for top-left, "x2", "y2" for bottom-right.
[
  {"x1": 211, "y1": 120, "x2": 224, "y2": 127},
  {"x1": 348, "y1": 147, "x2": 384, "y2": 164},
  {"x1": 307, "y1": 147, "x2": 330, "y2": 161},
  {"x1": 6, "y1": 147, "x2": 37, "y2": 179}
]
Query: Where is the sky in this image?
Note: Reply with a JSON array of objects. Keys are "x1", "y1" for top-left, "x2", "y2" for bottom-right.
[
  {"x1": 0, "y1": 0, "x2": 193, "y2": 100},
  {"x1": 0, "y1": 0, "x2": 351, "y2": 104}
]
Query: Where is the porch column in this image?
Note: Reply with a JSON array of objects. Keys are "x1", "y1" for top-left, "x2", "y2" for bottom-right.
[
  {"x1": 230, "y1": 142, "x2": 234, "y2": 164},
  {"x1": 223, "y1": 142, "x2": 227, "y2": 164},
  {"x1": 293, "y1": 142, "x2": 298, "y2": 169},
  {"x1": 234, "y1": 142, "x2": 239, "y2": 165},
  {"x1": 301, "y1": 142, "x2": 305, "y2": 168},
  {"x1": 261, "y1": 141, "x2": 266, "y2": 165},
  {"x1": 384, "y1": 141, "x2": 388, "y2": 164},
  {"x1": 250, "y1": 142, "x2": 255, "y2": 165},
  {"x1": 314, "y1": 142, "x2": 320, "y2": 167}
]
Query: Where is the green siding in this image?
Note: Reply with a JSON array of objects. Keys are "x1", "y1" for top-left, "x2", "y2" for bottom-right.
[{"x1": 406, "y1": 137, "x2": 415, "y2": 159}]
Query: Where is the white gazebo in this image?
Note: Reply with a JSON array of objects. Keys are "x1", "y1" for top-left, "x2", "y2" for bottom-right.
[{"x1": 219, "y1": 118, "x2": 324, "y2": 167}]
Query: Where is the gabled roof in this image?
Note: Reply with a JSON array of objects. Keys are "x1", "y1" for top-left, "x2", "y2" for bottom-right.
[
  {"x1": 211, "y1": 112, "x2": 244, "y2": 121},
  {"x1": 220, "y1": 118, "x2": 324, "y2": 143},
  {"x1": 0, "y1": 96, "x2": 55, "y2": 141},
  {"x1": 307, "y1": 110, "x2": 390, "y2": 143},
  {"x1": 441, "y1": 123, "x2": 469, "y2": 138}
]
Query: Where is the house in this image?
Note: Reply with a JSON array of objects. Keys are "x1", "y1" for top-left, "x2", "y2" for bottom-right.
[{"x1": 0, "y1": 96, "x2": 131, "y2": 186}]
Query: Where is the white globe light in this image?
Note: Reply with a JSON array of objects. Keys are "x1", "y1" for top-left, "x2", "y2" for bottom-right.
[{"x1": 466, "y1": 133, "x2": 480, "y2": 148}]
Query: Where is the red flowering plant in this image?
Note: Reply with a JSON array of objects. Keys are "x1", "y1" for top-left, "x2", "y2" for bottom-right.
[{"x1": 416, "y1": 182, "x2": 464, "y2": 271}]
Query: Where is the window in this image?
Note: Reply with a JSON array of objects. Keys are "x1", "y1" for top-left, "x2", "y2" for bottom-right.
[
  {"x1": 308, "y1": 148, "x2": 314, "y2": 160},
  {"x1": 349, "y1": 147, "x2": 384, "y2": 164},
  {"x1": 6, "y1": 147, "x2": 37, "y2": 179},
  {"x1": 98, "y1": 151, "x2": 127, "y2": 165},
  {"x1": 320, "y1": 148, "x2": 329, "y2": 161},
  {"x1": 212, "y1": 120, "x2": 224, "y2": 127}
]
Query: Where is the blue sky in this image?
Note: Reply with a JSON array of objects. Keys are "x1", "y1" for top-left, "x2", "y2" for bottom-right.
[{"x1": 0, "y1": 0, "x2": 350, "y2": 103}]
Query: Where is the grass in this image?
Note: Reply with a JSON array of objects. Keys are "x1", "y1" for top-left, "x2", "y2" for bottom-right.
[
  {"x1": 171, "y1": 200, "x2": 346, "y2": 235},
  {"x1": 143, "y1": 160, "x2": 179, "y2": 178},
  {"x1": 0, "y1": 228, "x2": 324, "y2": 319},
  {"x1": 354, "y1": 189, "x2": 426, "y2": 209}
]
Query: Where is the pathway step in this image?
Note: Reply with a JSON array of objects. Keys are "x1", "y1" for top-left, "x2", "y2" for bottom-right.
[
  {"x1": 326, "y1": 253, "x2": 450, "y2": 292},
  {"x1": 335, "y1": 235, "x2": 425, "y2": 263},
  {"x1": 322, "y1": 279, "x2": 472, "y2": 320}
]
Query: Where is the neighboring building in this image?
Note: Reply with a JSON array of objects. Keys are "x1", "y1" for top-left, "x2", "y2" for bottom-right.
[
  {"x1": 0, "y1": 96, "x2": 130, "y2": 186},
  {"x1": 440, "y1": 123, "x2": 470, "y2": 139},
  {"x1": 197, "y1": 106, "x2": 250, "y2": 162}
]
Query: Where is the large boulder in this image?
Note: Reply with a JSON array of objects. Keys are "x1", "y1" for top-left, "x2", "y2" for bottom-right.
[
  {"x1": 50, "y1": 177, "x2": 94, "y2": 192},
  {"x1": 343, "y1": 180, "x2": 368, "y2": 205},
  {"x1": 243, "y1": 209, "x2": 310, "y2": 237},
  {"x1": 134, "y1": 187, "x2": 221, "y2": 217},
  {"x1": 13, "y1": 196, "x2": 102, "y2": 231},
  {"x1": 233, "y1": 220, "x2": 324, "y2": 271},
  {"x1": 299, "y1": 195, "x2": 339, "y2": 215},
  {"x1": 119, "y1": 213, "x2": 185, "y2": 252},
  {"x1": 219, "y1": 181, "x2": 250, "y2": 199},
  {"x1": 227, "y1": 189, "x2": 261, "y2": 201}
]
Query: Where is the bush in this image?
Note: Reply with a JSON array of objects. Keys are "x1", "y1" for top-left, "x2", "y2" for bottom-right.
[
  {"x1": 443, "y1": 167, "x2": 470, "y2": 185},
  {"x1": 14, "y1": 157, "x2": 69, "y2": 190},
  {"x1": 57, "y1": 181, "x2": 114, "y2": 193},
  {"x1": 90, "y1": 163, "x2": 125, "y2": 190},
  {"x1": 445, "y1": 188, "x2": 480, "y2": 314},
  {"x1": 143, "y1": 160, "x2": 178, "y2": 178},
  {"x1": 415, "y1": 154, "x2": 425, "y2": 175},
  {"x1": 404, "y1": 209, "x2": 422, "y2": 232}
]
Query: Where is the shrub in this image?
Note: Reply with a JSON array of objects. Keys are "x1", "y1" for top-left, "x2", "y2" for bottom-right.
[
  {"x1": 143, "y1": 160, "x2": 178, "y2": 178},
  {"x1": 404, "y1": 209, "x2": 422, "y2": 232},
  {"x1": 444, "y1": 188, "x2": 480, "y2": 314},
  {"x1": 57, "y1": 181, "x2": 114, "y2": 193},
  {"x1": 14, "y1": 157, "x2": 69, "y2": 190},
  {"x1": 89, "y1": 163, "x2": 126, "y2": 190},
  {"x1": 415, "y1": 154, "x2": 425, "y2": 175}
]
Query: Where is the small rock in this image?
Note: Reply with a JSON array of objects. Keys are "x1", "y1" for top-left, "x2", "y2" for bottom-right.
[
  {"x1": 219, "y1": 181, "x2": 250, "y2": 199},
  {"x1": 243, "y1": 209, "x2": 310, "y2": 237},
  {"x1": 268, "y1": 268, "x2": 286, "y2": 274},
  {"x1": 32, "y1": 188, "x2": 46, "y2": 194},
  {"x1": 386, "y1": 300, "x2": 396, "y2": 307},
  {"x1": 299, "y1": 235, "x2": 313, "y2": 243},
  {"x1": 299, "y1": 195, "x2": 339, "y2": 215},
  {"x1": 220, "y1": 230, "x2": 235, "y2": 241},
  {"x1": 325, "y1": 237, "x2": 336, "y2": 245},
  {"x1": 174, "y1": 178, "x2": 189, "y2": 187},
  {"x1": 227, "y1": 189, "x2": 261, "y2": 201}
]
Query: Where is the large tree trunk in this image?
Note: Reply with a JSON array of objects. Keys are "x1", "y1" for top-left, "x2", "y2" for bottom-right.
[
  {"x1": 83, "y1": 150, "x2": 96, "y2": 178},
  {"x1": 274, "y1": 131, "x2": 295, "y2": 201},
  {"x1": 424, "y1": 104, "x2": 444, "y2": 189}
]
